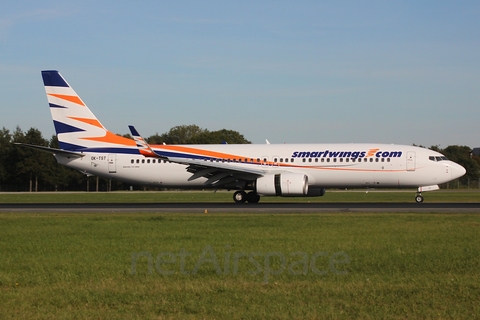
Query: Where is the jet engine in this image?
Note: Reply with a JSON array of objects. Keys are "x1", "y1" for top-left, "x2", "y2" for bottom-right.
[{"x1": 255, "y1": 173, "x2": 309, "y2": 196}]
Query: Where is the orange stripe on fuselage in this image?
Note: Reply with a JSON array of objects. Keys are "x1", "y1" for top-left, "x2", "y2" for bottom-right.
[
  {"x1": 139, "y1": 149, "x2": 158, "y2": 157},
  {"x1": 152, "y1": 145, "x2": 253, "y2": 161},
  {"x1": 68, "y1": 117, "x2": 104, "y2": 129},
  {"x1": 82, "y1": 131, "x2": 136, "y2": 146},
  {"x1": 48, "y1": 93, "x2": 85, "y2": 106}
]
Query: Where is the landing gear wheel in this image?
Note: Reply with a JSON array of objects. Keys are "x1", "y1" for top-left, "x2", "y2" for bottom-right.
[
  {"x1": 246, "y1": 192, "x2": 261, "y2": 204},
  {"x1": 233, "y1": 191, "x2": 247, "y2": 203},
  {"x1": 415, "y1": 194, "x2": 424, "y2": 203}
]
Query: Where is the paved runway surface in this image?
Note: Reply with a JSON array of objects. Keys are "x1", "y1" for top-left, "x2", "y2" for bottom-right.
[{"x1": 1, "y1": 202, "x2": 479, "y2": 213}]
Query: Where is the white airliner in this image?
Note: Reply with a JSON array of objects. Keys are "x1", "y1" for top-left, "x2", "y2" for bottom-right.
[{"x1": 20, "y1": 70, "x2": 466, "y2": 203}]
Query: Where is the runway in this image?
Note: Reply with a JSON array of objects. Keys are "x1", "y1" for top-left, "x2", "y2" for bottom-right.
[{"x1": 0, "y1": 202, "x2": 479, "y2": 213}]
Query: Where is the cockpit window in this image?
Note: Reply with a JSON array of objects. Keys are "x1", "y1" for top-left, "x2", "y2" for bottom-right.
[{"x1": 430, "y1": 155, "x2": 449, "y2": 162}]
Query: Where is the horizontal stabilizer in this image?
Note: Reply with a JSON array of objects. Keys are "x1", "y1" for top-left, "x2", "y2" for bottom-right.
[{"x1": 14, "y1": 143, "x2": 85, "y2": 158}]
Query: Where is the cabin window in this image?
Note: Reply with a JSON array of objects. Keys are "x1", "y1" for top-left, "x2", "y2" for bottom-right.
[{"x1": 131, "y1": 159, "x2": 134, "y2": 164}]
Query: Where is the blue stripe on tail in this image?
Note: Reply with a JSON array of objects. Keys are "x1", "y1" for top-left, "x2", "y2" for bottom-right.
[
  {"x1": 42, "y1": 70, "x2": 69, "y2": 87},
  {"x1": 53, "y1": 120, "x2": 85, "y2": 134}
]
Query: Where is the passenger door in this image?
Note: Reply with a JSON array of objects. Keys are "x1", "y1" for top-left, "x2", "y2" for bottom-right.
[{"x1": 406, "y1": 151, "x2": 415, "y2": 171}]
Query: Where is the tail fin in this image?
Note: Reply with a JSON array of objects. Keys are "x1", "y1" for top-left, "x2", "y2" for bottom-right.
[{"x1": 42, "y1": 70, "x2": 135, "y2": 152}]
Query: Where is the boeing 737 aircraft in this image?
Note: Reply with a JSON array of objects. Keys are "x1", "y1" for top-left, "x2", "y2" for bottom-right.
[{"x1": 19, "y1": 70, "x2": 466, "y2": 203}]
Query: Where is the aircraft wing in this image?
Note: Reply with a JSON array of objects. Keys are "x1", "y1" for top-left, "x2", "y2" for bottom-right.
[
  {"x1": 128, "y1": 125, "x2": 265, "y2": 187},
  {"x1": 168, "y1": 156, "x2": 264, "y2": 187}
]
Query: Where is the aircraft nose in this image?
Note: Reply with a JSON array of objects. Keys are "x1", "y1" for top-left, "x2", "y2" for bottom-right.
[{"x1": 451, "y1": 162, "x2": 466, "y2": 179}]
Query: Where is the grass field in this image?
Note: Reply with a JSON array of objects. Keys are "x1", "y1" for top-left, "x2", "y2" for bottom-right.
[
  {"x1": 0, "y1": 189, "x2": 479, "y2": 203},
  {"x1": 1, "y1": 207, "x2": 479, "y2": 319}
]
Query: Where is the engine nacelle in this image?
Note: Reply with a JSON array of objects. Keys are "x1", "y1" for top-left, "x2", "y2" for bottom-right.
[{"x1": 255, "y1": 173, "x2": 308, "y2": 196}]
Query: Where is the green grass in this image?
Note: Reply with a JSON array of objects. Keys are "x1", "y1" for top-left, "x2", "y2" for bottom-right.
[
  {"x1": 1, "y1": 212, "x2": 479, "y2": 319},
  {"x1": 0, "y1": 189, "x2": 479, "y2": 203}
]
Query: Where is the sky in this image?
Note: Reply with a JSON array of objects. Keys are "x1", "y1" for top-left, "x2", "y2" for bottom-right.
[{"x1": 1, "y1": 1, "x2": 479, "y2": 148}]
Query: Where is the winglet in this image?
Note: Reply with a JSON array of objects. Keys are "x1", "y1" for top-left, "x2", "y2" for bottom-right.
[{"x1": 128, "y1": 125, "x2": 165, "y2": 158}]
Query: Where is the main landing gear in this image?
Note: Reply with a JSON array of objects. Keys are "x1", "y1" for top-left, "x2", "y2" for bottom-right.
[
  {"x1": 415, "y1": 193, "x2": 424, "y2": 203},
  {"x1": 233, "y1": 191, "x2": 260, "y2": 204}
]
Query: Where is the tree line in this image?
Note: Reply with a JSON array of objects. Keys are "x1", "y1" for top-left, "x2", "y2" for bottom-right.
[{"x1": 0, "y1": 125, "x2": 478, "y2": 192}]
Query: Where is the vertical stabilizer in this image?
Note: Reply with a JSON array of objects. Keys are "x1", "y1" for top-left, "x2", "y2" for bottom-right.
[{"x1": 42, "y1": 70, "x2": 135, "y2": 152}]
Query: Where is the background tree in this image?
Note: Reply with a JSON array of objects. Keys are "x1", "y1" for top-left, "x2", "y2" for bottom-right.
[
  {"x1": 0, "y1": 128, "x2": 12, "y2": 189},
  {"x1": 12, "y1": 127, "x2": 54, "y2": 191},
  {"x1": 158, "y1": 125, "x2": 207, "y2": 144},
  {"x1": 147, "y1": 125, "x2": 250, "y2": 145},
  {"x1": 191, "y1": 129, "x2": 251, "y2": 144},
  {"x1": 145, "y1": 132, "x2": 164, "y2": 144}
]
